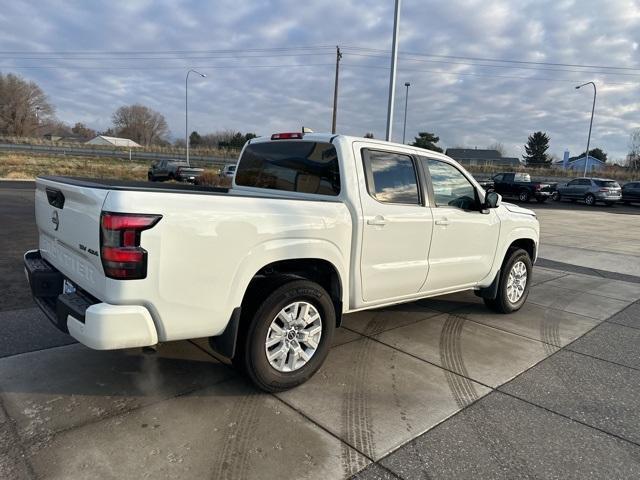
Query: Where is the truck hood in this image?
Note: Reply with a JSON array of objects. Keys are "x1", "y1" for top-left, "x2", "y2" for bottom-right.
[{"x1": 502, "y1": 202, "x2": 536, "y2": 217}]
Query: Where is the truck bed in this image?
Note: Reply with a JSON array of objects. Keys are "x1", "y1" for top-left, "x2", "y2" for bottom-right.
[{"x1": 39, "y1": 176, "x2": 229, "y2": 195}]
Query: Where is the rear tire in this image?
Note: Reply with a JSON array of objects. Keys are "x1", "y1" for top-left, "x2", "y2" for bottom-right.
[
  {"x1": 585, "y1": 193, "x2": 596, "y2": 206},
  {"x1": 235, "y1": 280, "x2": 335, "y2": 392},
  {"x1": 518, "y1": 190, "x2": 530, "y2": 202},
  {"x1": 483, "y1": 248, "x2": 532, "y2": 314},
  {"x1": 552, "y1": 191, "x2": 561, "y2": 201},
  {"x1": 147, "y1": 173, "x2": 155, "y2": 182}
]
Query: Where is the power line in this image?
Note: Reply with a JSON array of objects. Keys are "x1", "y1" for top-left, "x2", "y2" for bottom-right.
[
  {"x1": 0, "y1": 45, "x2": 336, "y2": 55},
  {"x1": 342, "y1": 45, "x2": 640, "y2": 72},
  {"x1": 0, "y1": 52, "x2": 334, "y2": 61},
  {"x1": 344, "y1": 52, "x2": 640, "y2": 78},
  {"x1": 0, "y1": 62, "x2": 335, "y2": 71},
  {"x1": 341, "y1": 62, "x2": 639, "y2": 86}
]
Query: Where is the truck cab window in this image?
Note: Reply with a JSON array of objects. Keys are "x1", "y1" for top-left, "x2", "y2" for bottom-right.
[
  {"x1": 425, "y1": 159, "x2": 478, "y2": 210},
  {"x1": 235, "y1": 141, "x2": 340, "y2": 196},
  {"x1": 362, "y1": 150, "x2": 420, "y2": 204}
]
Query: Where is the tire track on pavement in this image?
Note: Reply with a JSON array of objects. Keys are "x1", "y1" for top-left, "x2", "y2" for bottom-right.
[
  {"x1": 439, "y1": 314, "x2": 538, "y2": 478},
  {"x1": 341, "y1": 315, "x2": 386, "y2": 471},
  {"x1": 212, "y1": 390, "x2": 261, "y2": 480}
]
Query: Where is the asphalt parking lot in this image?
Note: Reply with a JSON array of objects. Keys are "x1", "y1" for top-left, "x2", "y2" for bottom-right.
[{"x1": 2, "y1": 180, "x2": 640, "y2": 479}]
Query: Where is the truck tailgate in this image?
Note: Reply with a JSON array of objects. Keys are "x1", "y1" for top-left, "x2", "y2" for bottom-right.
[{"x1": 35, "y1": 177, "x2": 109, "y2": 298}]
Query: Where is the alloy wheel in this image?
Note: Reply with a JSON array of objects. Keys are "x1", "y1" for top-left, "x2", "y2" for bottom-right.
[
  {"x1": 506, "y1": 260, "x2": 528, "y2": 304},
  {"x1": 265, "y1": 301, "x2": 322, "y2": 372}
]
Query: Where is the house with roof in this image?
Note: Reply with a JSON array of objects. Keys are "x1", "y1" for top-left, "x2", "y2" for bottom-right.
[
  {"x1": 85, "y1": 135, "x2": 142, "y2": 148},
  {"x1": 553, "y1": 151, "x2": 605, "y2": 172},
  {"x1": 445, "y1": 148, "x2": 521, "y2": 167}
]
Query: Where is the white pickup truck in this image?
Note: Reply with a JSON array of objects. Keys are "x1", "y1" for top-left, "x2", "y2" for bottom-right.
[{"x1": 25, "y1": 132, "x2": 539, "y2": 392}]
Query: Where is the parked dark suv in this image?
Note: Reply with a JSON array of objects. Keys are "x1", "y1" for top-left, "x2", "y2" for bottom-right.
[{"x1": 622, "y1": 181, "x2": 640, "y2": 205}]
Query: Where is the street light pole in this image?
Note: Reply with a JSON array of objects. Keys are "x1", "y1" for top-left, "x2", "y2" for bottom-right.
[
  {"x1": 331, "y1": 46, "x2": 342, "y2": 134},
  {"x1": 385, "y1": 0, "x2": 402, "y2": 141},
  {"x1": 575, "y1": 81, "x2": 596, "y2": 177},
  {"x1": 402, "y1": 82, "x2": 410, "y2": 144},
  {"x1": 185, "y1": 69, "x2": 207, "y2": 166}
]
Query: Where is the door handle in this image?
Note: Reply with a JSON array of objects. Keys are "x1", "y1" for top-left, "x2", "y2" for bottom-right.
[
  {"x1": 367, "y1": 216, "x2": 387, "y2": 226},
  {"x1": 435, "y1": 218, "x2": 450, "y2": 226}
]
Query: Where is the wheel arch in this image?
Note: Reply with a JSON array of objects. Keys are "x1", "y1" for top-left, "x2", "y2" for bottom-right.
[
  {"x1": 227, "y1": 239, "x2": 348, "y2": 323},
  {"x1": 508, "y1": 237, "x2": 536, "y2": 261}
]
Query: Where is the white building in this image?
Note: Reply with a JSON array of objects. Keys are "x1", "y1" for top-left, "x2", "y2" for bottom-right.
[{"x1": 86, "y1": 135, "x2": 142, "y2": 148}]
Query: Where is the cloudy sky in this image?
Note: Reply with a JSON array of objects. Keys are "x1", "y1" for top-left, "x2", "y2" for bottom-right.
[{"x1": 1, "y1": 0, "x2": 639, "y2": 161}]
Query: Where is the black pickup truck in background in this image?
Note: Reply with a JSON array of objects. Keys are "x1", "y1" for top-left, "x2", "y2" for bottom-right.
[
  {"x1": 148, "y1": 160, "x2": 204, "y2": 183},
  {"x1": 485, "y1": 172, "x2": 555, "y2": 203}
]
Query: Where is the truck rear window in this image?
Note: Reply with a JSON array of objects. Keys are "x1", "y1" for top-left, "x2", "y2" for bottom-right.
[{"x1": 235, "y1": 141, "x2": 340, "y2": 196}]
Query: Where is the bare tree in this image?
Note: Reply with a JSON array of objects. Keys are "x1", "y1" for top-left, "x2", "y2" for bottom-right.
[
  {"x1": 487, "y1": 142, "x2": 506, "y2": 157},
  {"x1": 71, "y1": 122, "x2": 96, "y2": 140},
  {"x1": 0, "y1": 73, "x2": 54, "y2": 136},
  {"x1": 627, "y1": 128, "x2": 640, "y2": 170},
  {"x1": 111, "y1": 104, "x2": 169, "y2": 146},
  {"x1": 40, "y1": 119, "x2": 72, "y2": 137}
]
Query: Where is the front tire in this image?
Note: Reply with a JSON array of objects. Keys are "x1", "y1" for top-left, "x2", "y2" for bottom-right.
[
  {"x1": 236, "y1": 280, "x2": 335, "y2": 392},
  {"x1": 484, "y1": 248, "x2": 532, "y2": 314}
]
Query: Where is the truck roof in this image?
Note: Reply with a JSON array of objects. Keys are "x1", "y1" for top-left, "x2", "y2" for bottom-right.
[{"x1": 248, "y1": 132, "x2": 451, "y2": 160}]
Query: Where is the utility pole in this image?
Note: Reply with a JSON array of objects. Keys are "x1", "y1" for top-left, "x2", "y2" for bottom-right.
[
  {"x1": 402, "y1": 82, "x2": 410, "y2": 144},
  {"x1": 385, "y1": 0, "x2": 402, "y2": 141},
  {"x1": 331, "y1": 46, "x2": 342, "y2": 134}
]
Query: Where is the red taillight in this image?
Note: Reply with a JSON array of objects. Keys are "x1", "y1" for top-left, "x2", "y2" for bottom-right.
[
  {"x1": 271, "y1": 132, "x2": 303, "y2": 140},
  {"x1": 533, "y1": 184, "x2": 541, "y2": 191},
  {"x1": 100, "y1": 212, "x2": 162, "y2": 280}
]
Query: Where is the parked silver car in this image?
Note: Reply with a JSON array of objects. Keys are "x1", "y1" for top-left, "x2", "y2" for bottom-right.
[{"x1": 553, "y1": 177, "x2": 622, "y2": 206}]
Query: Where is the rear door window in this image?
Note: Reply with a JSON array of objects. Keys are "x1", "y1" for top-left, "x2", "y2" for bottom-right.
[{"x1": 235, "y1": 141, "x2": 340, "y2": 196}]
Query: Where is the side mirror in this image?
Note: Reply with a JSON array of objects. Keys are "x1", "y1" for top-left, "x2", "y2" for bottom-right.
[{"x1": 485, "y1": 191, "x2": 501, "y2": 209}]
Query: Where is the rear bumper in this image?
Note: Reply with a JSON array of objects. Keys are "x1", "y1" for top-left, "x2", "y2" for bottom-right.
[
  {"x1": 595, "y1": 193, "x2": 622, "y2": 201},
  {"x1": 24, "y1": 249, "x2": 158, "y2": 350}
]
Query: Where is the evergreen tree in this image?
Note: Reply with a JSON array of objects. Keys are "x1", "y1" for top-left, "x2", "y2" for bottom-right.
[
  {"x1": 576, "y1": 148, "x2": 607, "y2": 163},
  {"x1": 411, "y1": 132, "x2": 443, "y2": 152},
  {"x1": 523, "y1": 131, "x2": 551, "y2": 166},
  {"x1": 189, "y1": 130, "x2": 202, "y2": 147}
]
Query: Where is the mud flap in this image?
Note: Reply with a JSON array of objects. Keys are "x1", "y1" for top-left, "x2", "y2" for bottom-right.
[
  {"x1": 475, "y1": 269, "x2": 500, "y2": 300},
  {"x1": 208, "y1": 307, "x2": 242, "y2": 359}
]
